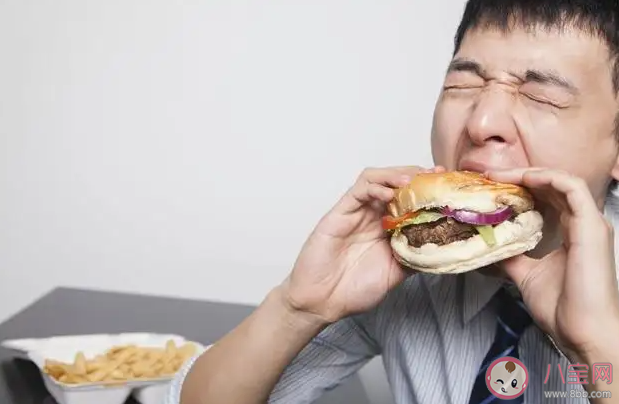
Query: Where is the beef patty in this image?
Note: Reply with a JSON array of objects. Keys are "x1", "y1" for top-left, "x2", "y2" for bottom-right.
[{"x1": 401, "y1": 217, "x2": 477, "y2": 247}]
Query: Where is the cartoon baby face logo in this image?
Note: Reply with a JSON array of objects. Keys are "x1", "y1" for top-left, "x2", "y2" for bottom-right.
[{"x1": 486, "y1": 357, "x2": 529, "y2": 399}]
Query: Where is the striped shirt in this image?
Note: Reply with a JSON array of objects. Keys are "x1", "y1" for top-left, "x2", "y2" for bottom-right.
[{"x1": 164, "y1": 184, "x2": 619, "y2": 404}]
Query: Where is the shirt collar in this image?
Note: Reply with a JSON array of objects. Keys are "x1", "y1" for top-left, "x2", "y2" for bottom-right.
[{"x1": 461, "y1": 270, "x2": 505, "y2": 324}]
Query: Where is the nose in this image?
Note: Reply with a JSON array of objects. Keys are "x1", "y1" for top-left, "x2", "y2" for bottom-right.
[{"x1": 465, "y1": 87, "x2": 518, "y2": 146}]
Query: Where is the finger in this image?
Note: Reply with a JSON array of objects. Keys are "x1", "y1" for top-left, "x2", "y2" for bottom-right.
[
  {"x1": 392, "y1": 263, "x2": 415, "y2": 285},
  {"x1": 500, "y1": 251, "x2": 563, "y2": 292},
  {"x1": 483, "y1": 167, "x2": 546, "y2": 184},
  {"x1": 490, "y1": 169, "x2": 610, "y2": 259},
  {"x1": 486, "y1": 168, "x2": 599, "y2": 217},
  {"x1": 349, "y1": 169, "x2": 413, "y2": 211},
  {"x1": 487, "y1": 168, "x2": 567, "y2": 212},
  {"x1": 372, "y1": 164, "x2": 445, "y2": 178},
  {"x1": 500, "y1": 254, "x2": 538, "y2": 290},
  {"x1": 391, "y1": 255, "x2": 418, "y2": 279},
  {"x1": 335, "y1": 166, "x2": 433, "y2": 214},
  {"x1": 363, "y1": 166, "x2": 423, "y2": 187},
  {"x1": 501, "y1": 251, "x2": 564, "y2": 316},
  {"x1": 364, "y1": 165, "x2": 444, "y2": 184},
  {"x1": 520, "y1": 170, "x2": 599, "y2": 219},
  {"x1": 366, "y1": 183, "x2": 395, "y2": 203}
]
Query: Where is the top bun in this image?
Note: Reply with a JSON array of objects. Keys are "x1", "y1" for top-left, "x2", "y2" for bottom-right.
[{"x1": 387, "y1": 171, "x2": 533, "y2": 217}]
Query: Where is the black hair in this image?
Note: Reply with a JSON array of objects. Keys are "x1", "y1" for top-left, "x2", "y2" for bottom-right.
[{"x1": 453, "y1": 0, "x2": 619, "y2": 92}]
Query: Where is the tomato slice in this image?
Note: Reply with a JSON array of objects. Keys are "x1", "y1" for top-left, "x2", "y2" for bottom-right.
[{"x1": 382, "y1": 211, "x2": 418, "y2": 231}]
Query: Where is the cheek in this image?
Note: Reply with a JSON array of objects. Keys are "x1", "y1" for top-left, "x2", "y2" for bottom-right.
[
  {"x1": 513, "y1": 102, "x2": 563, "y2": 165},
  {"x1": 515, "y1": 100, "x2": 614, "y2": 166},
  {"x1": 516, "y1": 109, "x2": 618, "y2": 190}
]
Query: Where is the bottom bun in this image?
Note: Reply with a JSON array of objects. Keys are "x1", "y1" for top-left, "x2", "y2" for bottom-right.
[{"x1": 390, "y1": 210, "x2": 544, "y2": 274}]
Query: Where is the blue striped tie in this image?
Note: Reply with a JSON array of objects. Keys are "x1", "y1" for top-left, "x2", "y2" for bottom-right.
[{"x1": 468, "y1": 286, "x2": 532, "y2": 404}]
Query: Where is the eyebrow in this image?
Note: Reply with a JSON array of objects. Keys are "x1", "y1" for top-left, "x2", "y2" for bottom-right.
[
  {"x1": 524, "y1": 69, "x2": 579, "y2": 94},
  {"x1": 447, "y1": 57, "x2": 580, "y2": 94},
  {"x1": 447, "y1": 58, "x2": 486, "y2": 77}
]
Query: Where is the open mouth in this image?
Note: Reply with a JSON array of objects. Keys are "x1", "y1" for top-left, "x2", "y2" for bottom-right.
[{"x1": 501, "y1": 387, "x2": 507, "y2": 393}]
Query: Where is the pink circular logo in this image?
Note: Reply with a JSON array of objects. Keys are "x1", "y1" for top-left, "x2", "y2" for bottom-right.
[{"x1": 485, "y1": 356, "x2": 529, "y2": 399}]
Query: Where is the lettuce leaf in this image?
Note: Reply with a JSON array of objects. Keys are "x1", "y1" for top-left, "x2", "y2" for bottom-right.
[
  {"x1": 393, "y1": 211, "x2": 445, "y2": 235},
  {"x1": 399, "y1": 211, "x2": 444, "y2": 227}
]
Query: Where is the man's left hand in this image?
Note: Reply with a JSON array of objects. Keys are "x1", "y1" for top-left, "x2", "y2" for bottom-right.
[{"x1": 487, "y1": 168, "x2": 619, "y2": 400}]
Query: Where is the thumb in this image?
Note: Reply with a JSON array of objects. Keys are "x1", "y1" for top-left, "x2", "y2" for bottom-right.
[
  {"x1": 500, "y1": 254, "x2": 538, "y2": 288},
  {"x1": 501, "y1": 249, "x2": 564, "y2": 290}
]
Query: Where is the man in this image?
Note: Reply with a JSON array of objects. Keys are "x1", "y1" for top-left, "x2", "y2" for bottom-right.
[{"x1": 166, "y1": 0, "x2": 619, "y2": 403}]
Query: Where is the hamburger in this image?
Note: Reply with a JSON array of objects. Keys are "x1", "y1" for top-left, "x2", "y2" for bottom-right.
[{"x1": 383, "y1": 171, "x2": 544, "y2": 274}]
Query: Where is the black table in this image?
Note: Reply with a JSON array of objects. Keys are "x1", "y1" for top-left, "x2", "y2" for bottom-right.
[{"x1": 0, "y1": 287, "x2": 371, "y2": 404}]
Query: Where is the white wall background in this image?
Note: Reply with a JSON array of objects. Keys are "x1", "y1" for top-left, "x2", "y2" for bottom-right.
[{"x1": 1, "y1": 1, "x2": 467, "y2": 401}]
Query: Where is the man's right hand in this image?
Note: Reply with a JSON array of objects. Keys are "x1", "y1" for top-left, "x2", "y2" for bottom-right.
[
  {"x1": 281, "y1": 165, "x2": 446, "y2": 325},
  {"x1": 178, "y1": 165, "x2": 445, "y2": 404}
]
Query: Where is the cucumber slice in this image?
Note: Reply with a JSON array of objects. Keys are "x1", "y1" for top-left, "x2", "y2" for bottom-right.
[{"x1": 475, "y1": 225, "x2": 496, "y2": 246}]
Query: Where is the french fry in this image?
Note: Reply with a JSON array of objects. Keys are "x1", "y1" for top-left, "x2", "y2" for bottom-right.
[
  {"x1": 42, "y1": 339, "x2": 199, "y2": 386},
  {"x1": 178, "y1": 343, "x2": 197, "y2": 360},
  {"x1": 44, "y1": 360, "x2": 67, "y2": 379},
  {"x1": 72, "y1": 352, "x2": 87, "y2": 375},
  {"x1": 86, "y1": 361, "x2": 103, "y2": 373},
  {"x1": 147, "y1": 349, "x2": 164, "y2": 362},
  {"x1": 131, "y1": 363, "x2": 148, "y2": 378},
  {"x1": 164, "y1": 340, "x2": 177, "y2": 360},
  {"x1": 162, "y1": 361, "x2": 177, "y2": 375},
  {"x1": 87, "y1": 361, "x2": 119, "y2": 382},
  {"x1": 113, "y1": 346, "x2": 137, "y2": 363},
  {"x1": 110, "y1": 369, "x2": 126, "y2": 380}
]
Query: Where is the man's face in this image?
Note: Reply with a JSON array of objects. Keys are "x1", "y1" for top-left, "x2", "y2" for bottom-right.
[{"x1": 431, "y1": 26, "x2": 619, "y2": 205}]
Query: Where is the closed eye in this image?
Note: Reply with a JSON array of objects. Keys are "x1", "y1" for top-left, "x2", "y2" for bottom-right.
[
  {"x1": 521, "y1": 92, "x2": 566, "y2": 109},
  {"x1": 495, "y1": 379, "x2": 504, "y2": 384},
  {"x1": 444, "y1": 84, "x2": 482, "y2": 91}
]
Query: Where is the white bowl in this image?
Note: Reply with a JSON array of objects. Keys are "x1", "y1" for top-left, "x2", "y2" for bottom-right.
[{"x1": 1, "y1": 332, "x2": 209, "y2": 404}]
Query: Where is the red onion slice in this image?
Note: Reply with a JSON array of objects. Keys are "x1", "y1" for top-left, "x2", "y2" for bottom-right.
[{"x1": 441, "y1": 206, "x2": 513, "y2": 225}]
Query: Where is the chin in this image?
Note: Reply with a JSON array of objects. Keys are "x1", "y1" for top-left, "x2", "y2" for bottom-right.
[{"x1": 383, "y1": 171, "x2": 544, "y2": 275}]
